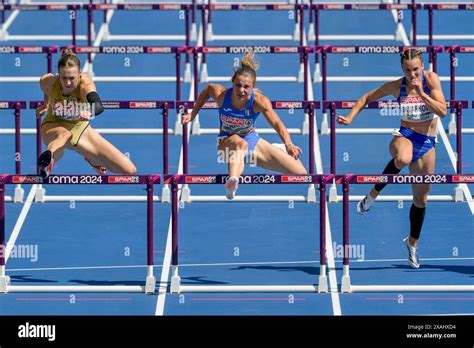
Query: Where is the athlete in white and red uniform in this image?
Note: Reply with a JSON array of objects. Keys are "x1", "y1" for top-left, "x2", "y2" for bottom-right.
[{"x1": 338, "y1": 49, "x2": 447, "y2": 269}]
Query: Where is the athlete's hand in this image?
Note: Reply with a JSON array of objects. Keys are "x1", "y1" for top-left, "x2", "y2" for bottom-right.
[
  {"x1": 181, "y1": 113, "x2": 192, "y2": 125},
  {"x1": 35, "y1": 103, "x2": 48, "y2": 119},
  {"x1": 338, "y1": 115, "x2": 353, "y2": 126},
  {"x1": 411, "y1": 78, "x2": 424, "y2": 97},
  {"x1": 286, "y1": 144, "x2": 303, "y2": 160}
]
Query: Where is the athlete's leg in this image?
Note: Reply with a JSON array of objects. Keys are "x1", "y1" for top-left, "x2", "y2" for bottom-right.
[
  {"x1": 38, "y1": 123, "x2": 73, "y2": 177},
  {"x1": 252, "y1": 138, "x2": 307, "y2": 175}
]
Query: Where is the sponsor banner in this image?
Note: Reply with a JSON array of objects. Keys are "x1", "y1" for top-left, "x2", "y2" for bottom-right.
[
  {"x1": 275, "y1": 101, "x2": 303, "y2": 108},
  {"x1": 19, "y1": 47, "x2": 43, "y2": 53},
  {"x1": 185, "y1": 176, "x2": 216, "y2": 184},
  {"x1": 460, "y1": 47, "x2": 474, "y2": 53},
  {"x1": 146, "y1": 47, "x2": 172, "y2": 53},
  {"x1": 331, "y1": 47, "x2": 356, "y2": 53},
  {"x1": 129, "y1": 102, "x2": 157, "y2": 109},
  {"x1": 274, "y1": 47, "x2": 299, "y2": 53},
  {"x1": 203, "y1": 47, "x2": 227, "y2": 53},
  {"x1": 453, "y1": 175, "x2": 474, "y2": 183},
  {"x1": 356, "y1": 176, "x2": 388, "y2": 183},
  {"x1": 12, "y1": 176, "x2": 43, "y2": 184},
  {"x1": 341, "y1": 101, "x2": 356, "y2": 108},
  {"x1": 281, "y1": 175, "x2": 313, "y2": 183},
  {"x1": 108, "y1": 176, "x2": 140, "y2": 184},
  {"x1": 76, "y1": 47, "x2": 100, "y2": 53}
]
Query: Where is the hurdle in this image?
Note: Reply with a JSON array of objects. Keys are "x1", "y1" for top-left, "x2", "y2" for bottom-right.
[
  {"x1": 0, "y1": 101, "x2": 27, "y2": 203},
  {"x1": 88, "y1": 2, "x2": 196, "y2": 81},
  {"x1": 188, "y1": 45, "x2": 314, "y2": 136},
  {"x1": 309, "y1": 2, "x2": 420, "y2": 82},
  {"x1": 28, "y1": 100, "x2": 174, "y2": 203},
  {"x1": 0, "y1": 174, "x2": 160, "y2": 293},
  {"x1": 323, "y1": 100, "x2": 470, "y2": 203},
  {"x1": 339, "y1": 173, "x2": 474, "y2": 293},
  {"x1": 199, "y1": 2, "x2": 305, "y2": 43},
  {"x1": 176, "y1": 99, "x2": 320, "y2": 202},
  {"x1": 166, "y1": 174, "x2": 330, "y2": 293},
  {"x1": 317, "y1": 45, "x2": 443, "y2": 135},
  {"x1": 0, "y1": 45, "x2": 58, "y2": 82},
  {"x1": 66, "y1": 45, "x2": 188, "y2": 90},
  {"x1": 445, "y1": 46, "x2": 474, "y2": 135},
  {"x1": 0, "y1": 3, "x2": 83, "y2": 44},
  {"x1": 422, "y1": 4, "x2": 474, "y2": 43}
]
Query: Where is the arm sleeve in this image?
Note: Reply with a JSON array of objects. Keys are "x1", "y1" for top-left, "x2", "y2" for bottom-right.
[{"x1": 86, "y1": 91, "x2": 104, "y2": 117}]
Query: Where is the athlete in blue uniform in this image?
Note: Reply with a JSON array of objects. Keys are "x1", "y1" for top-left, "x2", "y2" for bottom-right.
[
  {"x1": 182, "y1": 50, "x2": 307, "y2": 199},
  {"x1": 338, "y1": 49, "x2": 447, "y2": 269}
]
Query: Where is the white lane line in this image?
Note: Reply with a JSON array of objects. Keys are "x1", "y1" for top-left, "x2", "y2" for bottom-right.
[
  {"x1": 8, "y1": 255, "x2": 474, "y2": 272},
  {"x1": 154, "y1": 23, "x2": 203, "y2": 317},
  {"x1": 304, "y1": 29, "x2": 342, "y2": 315},
  {"x1": 5, "y1": 185, "x2": 37, "y2": 262}
]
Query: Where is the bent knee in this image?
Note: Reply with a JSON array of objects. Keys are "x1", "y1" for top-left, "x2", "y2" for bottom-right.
[
  {"x1": 123, "y1": 163, "x2": 137, "y2": 175},
  {"x1": 395, "y1": 155, "x2": 411, "y2": 168}
]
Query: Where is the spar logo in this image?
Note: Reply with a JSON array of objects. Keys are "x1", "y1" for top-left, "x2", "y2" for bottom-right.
[
  {"x1": 437, "y1": 4, "x2": 458, "y2": 10},
  {"x1": 12, "y1": 176, "x2": 43, "y2": 184},
  {"x1": 211, "y1": 5, "x2": 232, "y2": 10},
  {"x1": 460, "y1": 47, "x2": 474, "y2": 53},
  {"x1": 203, "y1": 47, "x2": 227, "y2": 53},
  {"x1": 282, "y1": 175, "x2": 312, "y2": 183},
  {"x1": 147, "y1": 47, "x2": 172, "y2": 53},
  {"x1": 331, "y1": 47, "x2": 356, "y2": 53},
  {"x1": 108, "y1": 176, "x2": 139, "y2": 183},
  {"x1": 19, "y1": 47, "x2": 43, "y2": 53},
  {"x1": 159, "y1": 4, "x2": 180, "y2": 10},
  {"x1": 46, "y1": 5, "x2": 67, "y2": 10},
  {"x1": 0, "y1": 102, "x2": 9, "y2": 108},
  {"x1": 352, "y1": 4, "x2": 378, "y2": 9},
  {"x1": 274, "y1": 5, "x2": 291, "y2": 10},
  {"x1": 129, "y1": 102, "x2": 157, "y2": 109},
  {"x1": 356, "y1": 176, "x2": 388, "y2": 183},
  {"x1": 275, "y1": 102, "x2": 302, "y2": 108},
  {"x1": 453, "y1": 175, "x2": 474, "y2": 183},
  {"x1": 341, "y1": 101, "x2": 356, "y2": 108},
  {"x1": 274, "y1": 47, "x2": 299, "y2": 53},
  {"x1": 323, "y1": 4, "x2": 344, "y2": 9},
  {"x1": 76, "y1": 47, "x2": 99, "y2": 53},
  {"x1": 185, "y1": 176, "x2": 216, "y2": 184},
  {"x1": 95, "y1": 4, "x2": 114, "y2": 10}
]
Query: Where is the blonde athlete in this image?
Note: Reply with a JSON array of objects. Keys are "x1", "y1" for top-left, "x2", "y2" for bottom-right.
[
  {"x1": 182, "y1": 51, "x2": 307, "y2": 199},
  {"x1": 36, "y1": 49, "x2": 136, "y2": 178},
  {"x1": 338, "y1": 49, "x2": 447, "y2": 269}
]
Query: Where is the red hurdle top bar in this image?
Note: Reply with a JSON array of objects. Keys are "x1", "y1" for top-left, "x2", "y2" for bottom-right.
[
  {"x1": 199, "y1": 4, "x2": 307, "y2": 11},
  {"x1": 0, "y1": 175, "x2": 160, "y2": 185},
  {"x1": 341, "y1": 174, "x2": 474, "y2": 185},
  {"x1": 423, "y1": 4, "x2": 474, "y2": 10},
  {"x1": 91, "y1": 4, "x2": 189, "y2": 11},
  {"x1": 164, "y1": 174, "x2": 326, "y2": 185},
  {"x1": 323, "y1": 100, "x2": 469, "y2": 109},
  {"x1": 0, "y1": 4, "x2": 81, "y2": 10},
  {"x1": 64, "y1": 46, "x2": 184, "y2": 54},
  {"x1": 175, "y1": 100, "x2": 320, "y2": 110},
  {"x1": 312, "y1": 4, "x2": 421, "y2": 10},
  {"x1": 29, "y1": 101, "x2": 175, "y2": 110},
  {"x1": 194, "y1": 46, "x2": 312, "y2": 54},
  {"x1": 318, "y1": 45, "x2": 442, "y2": 54}
]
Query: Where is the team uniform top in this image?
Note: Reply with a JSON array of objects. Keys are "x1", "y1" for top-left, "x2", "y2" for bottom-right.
[
  {"x1": 46, "y1": 76, "x2": 86, "y2": 123},
  {"x1": 397, "y1": 73, "x2": 435, "y2": 123},
  {"x1": 218, "y1": 87, "x2": 260, "y2": 137}
]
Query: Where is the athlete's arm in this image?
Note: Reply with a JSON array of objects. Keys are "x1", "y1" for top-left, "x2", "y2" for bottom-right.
[
  {"x1": 36, "y1": 73, "x2": 54, "y2": 118},
  {"x1": 254, "y1": 94, "x2": 302, "y2": 159},
  {"x1": 415, "y1": 72, "x2": 447, "y2": 117},
  {"x1": 338, "y1": 79, "x2": 401, "y2": 126},
  {"x1": 80, "y1": 74, "x2": 104, "y2": 118},
  {"x1": 182, "y1": 83, "x2": 226, "y2": 124}
]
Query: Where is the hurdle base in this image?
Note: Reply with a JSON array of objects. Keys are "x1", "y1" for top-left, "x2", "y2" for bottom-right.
[
  {"x1": 177, "y1": 285, "x2": 320, "y2": 293},
  {"x1": 171, "y1": 275, "x2": 181, "y2": 293},
  {"x1": 0, "y1": 29, "x2": 8, "y2": 41},
  {"x1": 35, "y1": 186, "x2": 46, "y2": 203},
  {"x1": 341, "y1": 275, "x2": 352, "y2": 293},
  {"x1": 297, "y1": 63, "x2": 304, "y2": 83},
  {"x1": 307, "y1": 184, "x2": 317, "y2": 203},
  {"x1": 454, "y1": 185, "x2": 464, "y2": 203},
  {"x1": 200, "y1": 63, "x2": 208, "y2": 83},
  {"x1": 161, "y1": 185, "x2": 171, "y2": 203},
  {"x1": 395, "y1": 22, "x2": 404, "y2": 42},
  {"x1": 174, "y1": 113, "x2": 183, "y2": 135},
  {"x1": 293, "y1": 22, "x2": 300, "y2": 41},
  {"x1": 349, "y1": 285, "x2": 474, "y2": 292},
  {"x1": 328, "y1": 184, "x2": 338, "y2": 203},
  {"x1": 313, "y1": 63, "x2": 322, "y2": 83},
  {"x1": 14, "y1": 185, "x2": 25, "y2": 203},
  {"x1": 206, "y1": 23, "x2": 213, "y2": 41},
  {"x1": 184, "y1": 62, "x2": 191, "y2": 83},
  {"x1": 102, "y1": 23, "x2": 110, "y2": 41},
  {"x1": 448, "y1": 113, "x2": 456, "y2": 135},
  {"x1": 145, "y1": 276, "x2": 156, "y2": 294},
  {"x1": 192, "y1": 120, "x2": 201, "y2": 135},
  {"x1": 181, "y1": 184, "x2": 191, "y2": 203},
  {"x1": 0, "y1": 276, "x2": 11, "y2": 293},
  {"x1": 308, "y1": 25, "x2": 315, "y2": 42},
  {"x1": 320, "y1": 114, "x2": 329, "y2": 135},
  {"x1": 318, "y1": 276, "x2": 328, "y2": 293},
  {"x1": 302, "y1": 115, "x2": 309, "y2": 135},
  {"x1": 190, "y1": 23, "x2": 197, "y2": 41}
]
